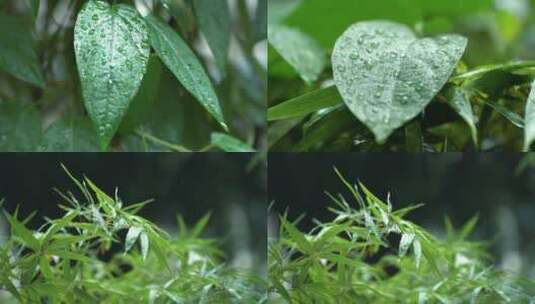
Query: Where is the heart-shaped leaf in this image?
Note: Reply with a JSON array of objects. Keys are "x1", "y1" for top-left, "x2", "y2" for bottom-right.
[
  {"x1": 332, "y1": 20, "x2": 467, "y2": 143},
  {"x1": 74, "y1": 1, "x2": 150, "y2": 149}
]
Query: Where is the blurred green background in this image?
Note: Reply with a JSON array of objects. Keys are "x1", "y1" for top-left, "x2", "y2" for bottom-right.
[
  {"x1": 269, "y1": 153, "x2": 535, "y2": 279},
  {"x1": 0, "y1": 153, "x2": 267, "y2": 276}
]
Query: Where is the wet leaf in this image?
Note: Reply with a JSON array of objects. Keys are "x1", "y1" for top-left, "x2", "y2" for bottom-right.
[
  {"x1": 193, "y1": 0, "x2": 230, "y2": 75},
  {"x1": 139, "y1": 232, "x2": 149, "y2": 261},
  {"x1": 446, "y1": 87, "x2": 478, "y2": 146},
  {"x1": 145, "y1": 15, "x2": 227, "y2": 130},
  {"x1": 125, "y1": 226, "x2": 142, "y2": 254},
  {"x1": 74, "y1": 0, "x2": 150, "y2": 149},
  {"x1": 524, "y1": 80, "x2": 535, "y2": 151},
  {"x1": 399, "y1": 232, "x2": 415, "y2": 257},
  {"x1": 0, "y1": 12, "x2": 44, "y2": 87},
  {"x1": 268, "y1": 24, "x2": 326, "y2": 83},
  {"x1": 332, "y1": 21, "x2": 467, "y2": 143}
]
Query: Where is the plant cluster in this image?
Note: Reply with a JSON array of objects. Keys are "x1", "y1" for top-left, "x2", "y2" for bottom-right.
[
  {"x1": 268, "y1": 169, "x2": 535, "y2": 303},
  {"x1": 268, "y1": 0, "x2": 535, "y2": 152},
  {"x1": 0, "y1": 167, "x2": 266, "y2": 303},
  {"x1": 0, "y1": 0, "x2": 265, "y2": 152}
]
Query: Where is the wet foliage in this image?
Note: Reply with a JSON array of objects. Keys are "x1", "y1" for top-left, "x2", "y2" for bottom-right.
[
  {"x1": 0, "y1": 167, "x2": 266, "y2": 303},
  {"x1": 0, "y1": 0, "x2": 265, "y2": 152},
  {"x1": 268, "y1": 169, "x2": 535, "y2": 303},
  {"x1": 268, "y1": 0, "x2": 535, "y2": 152}
]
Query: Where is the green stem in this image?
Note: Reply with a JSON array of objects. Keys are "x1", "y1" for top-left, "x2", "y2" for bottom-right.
[
  {"x1": 450, "y1": 60, "x2": 535, "y2": 82},
  {"x1": 134, "y1": 130, "x2": 192, "y2": 152}
]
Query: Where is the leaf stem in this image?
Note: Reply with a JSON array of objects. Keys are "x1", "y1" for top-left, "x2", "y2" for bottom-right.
[
  {"x1": 134, "y1": 130, "x2": 191, "y2": 152},
  {"x1": 450, "y1": 60, "x2": 535, "y2": 82}
]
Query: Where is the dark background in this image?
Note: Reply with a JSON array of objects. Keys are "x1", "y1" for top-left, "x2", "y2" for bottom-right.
[
  {"x1": 0, "y1": 153, "x2": 266, "y2": 275},
  {"x1": 269, "y1": 153, "x2": 535, "y2": 279}
]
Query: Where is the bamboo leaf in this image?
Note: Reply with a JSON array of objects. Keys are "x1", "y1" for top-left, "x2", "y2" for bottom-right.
[{"x1": 125, "y1": 226, "x2": 142, "y2": 254}]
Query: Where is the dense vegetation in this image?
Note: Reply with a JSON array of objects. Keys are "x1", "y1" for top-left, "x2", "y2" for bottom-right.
[
  {"x1": 0, "y1": 0, "x2": 266, "y2": 152},
  {"x1": 268, "y1": 0, "x2": 535, "y2": 151},
  {"x1": 0, "y1": 167, "x2": 266, "y2": 303},
  {"x1": 268, "y1": 169, "x2": 535, "y2": 303}
]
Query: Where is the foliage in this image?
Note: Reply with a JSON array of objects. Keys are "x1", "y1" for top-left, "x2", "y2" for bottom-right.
[
  {"x1": 268, "y1": 169, "x2": 535, "y2": 303},
  {"x1": 0, "y1": 166, "x2": 266, "y2": 303},
  {"x1": 268, "y1": 0, "x2": 535, "y2": 151},
  {"x1": 0, "y1": 0, "x2": 264, "y2": 152}
]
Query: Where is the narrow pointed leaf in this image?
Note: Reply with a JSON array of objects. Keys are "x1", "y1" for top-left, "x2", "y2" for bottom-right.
[
  {"x1": 125, "y1": 226, "x2": 143, "y2": 253},
  {"x1": 267, "y1": 86, "x2": 343, "y2": 121},
  {"x1": 524, "y1": 80, "x2": 535, "y2": 151},
  {"x1": 399, "y1": 232, "x2": 415, "y2": 257},
  {"x1": 447, "y1": 87, "x2": 478, "y2": 145},
  {"x1": 74, "y1": 0, "x2": 150, "y2": 149},
  {"x1": 486, "y1": 100, "x2": 524, "y2": 128},
  {"x1": 0, "y1": 12, "x2": 44, "y2": 87},
  {"x1": 3, "y1": 210, "x2": 40, "y2": 251},
  {"x1": 193, "y1": 0, "x2": 230, "y2": 75},
  {"x1": 332, "y1": 21, "x2": 467, "y2": 143},
  {"x1": 140, "y1": 232, "x2": 149, "y2": 261},
  {"x1": 145, "y1": 15, "x2": 226, "y2": 130}
]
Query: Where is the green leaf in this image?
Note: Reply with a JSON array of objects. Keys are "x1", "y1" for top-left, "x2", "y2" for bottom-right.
[
  {"x1": 41, "y1": 116, "x2": 100, "y2": 152},
  {"x1": 268, "y1": 24, "x2": 326, "y2": 83},
  {"x1": 413, "y1": 238, "x2": 422, "y2": 269},
  {"x1": 119, "y1": 55, "x2": 162, "y2": 134},
  {"x1": 0, "y1": 12, "x2": 44, "y2": 87},
  {"x1": 190, "y1": 213, "x2": 211, "y2": 239},
  {"x1": 125, "y1": 226, "x2": 142, "y2": 254},
  {"x1": 446, "y1": 88, "x2": 478, "y2": 146},
  {"x1": 281, "y1": 218, "x2": 312, "y2": 253},
  {"x1": 74, "y1": 0, "x2": 150, "y2": 149},
  {"x1": 332, "y1": 21, "x2": 467, "y2": 143},
  {"x1": 145, "y1": 14, "x2": 227, "y2": 130},
  {"x1": 3, "y1": 210, "x2": 40, "y2": 251},
  {"x1": 139, "y1": 232, "x2": 149, "y2": 261},
  {"x1": 193, "y1": 0, "x2": 230, "y2": 75},
  {"x1": 267, "y1": 86, "x2": 343, "y2": 121},
  {"x1": 210, "y1": 132, "x2": 254, "y2": 152},
  {"x1": 486, "y1": 100, "x2": 524, "y2": 128},
  {"x1": 0, "y1": 101, "x2": 41, "y2": 151},
  {"x1": 524, "y1": 80, "x2": 535, "y2": 151},
  {"x1": 399, "y1": 233, "x2": 415, "y2": 257}
]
